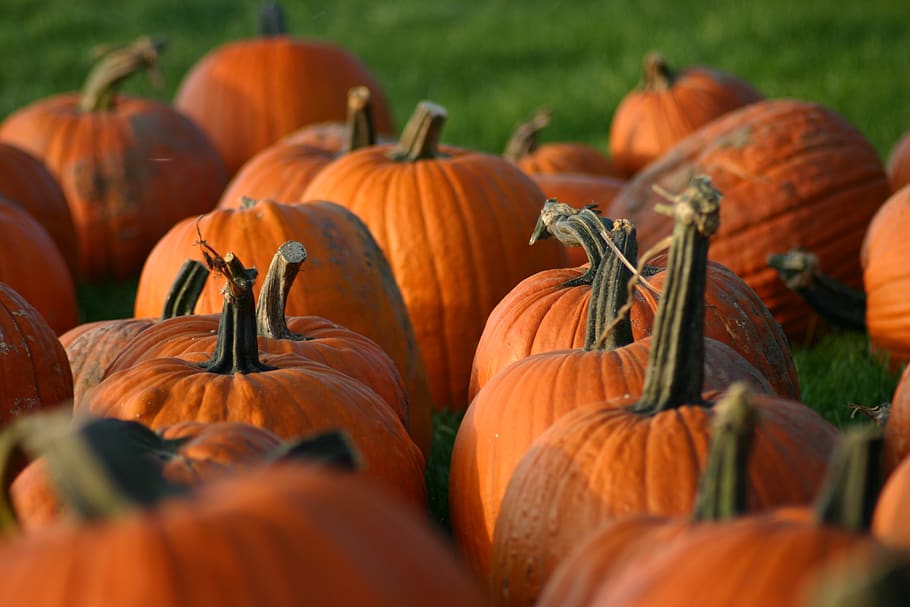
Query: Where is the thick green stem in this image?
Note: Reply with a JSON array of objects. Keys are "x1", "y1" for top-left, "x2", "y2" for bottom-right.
[
  {"x1": 79, "y1": 36, "x2": 165, "y2": 112},
  {"x1": 768, "y1": 249, "x2": 866, "y2": 332},
  {"x1": 256, "y1": 241, "x2": 308, "y2": 341},
  {"x1": 691, "y1": 382, "x2": 757, "y2": 521},
  {"x1": 388, "y1": 101, "x2": 447, "y2": 162},
  {"x1": 807, "y1": 552, "x2": 910, "y2": 607},
  {"x1": 642, "y1": 51, "x2": 676, "y2": 91},
  {"x1": 587, "y1": 219, "x2": 637, "y2": 351},
  {"x1": 159, "y1": 259, "x2": 209, "y2": 320},
  {"x1": 258, "y1": 1, "x2": 287, "y2": 36},
  {"x1": 342, "y1": 86, "x2": 378, "y2": 154},
  {"x1": 813, "y1": 425, "x2": 885, "y2": 532},
  {"x1": 503, "y1": 108, "x2": 552, "y2": 161},
  {"x1": 201, "y1": 253, "x2": 275, "y2": 374},
  {"x1": 634, "y1": 175, "x2": 720, "y2": 414}
]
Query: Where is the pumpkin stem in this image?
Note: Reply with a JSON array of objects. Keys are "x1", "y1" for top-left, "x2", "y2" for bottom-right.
[
  {"x1": 503, "y1": 108, "x2": 552, "y2": 162},
  {"x1": 642, "y1": 51, "x2": 676, "y2": 91},
  {"x1": 530, "y1": 199, "x2": 610, "y2": 286},
  {"x1": 633, "y1": 175, "x2": 721, "y2": 414},
  {"x1": 812, "y1": 424, "x2": 886, "y2": 532},
  {"x1": 159, "y1": 259, "x2": 209, "y2": 320},
  {"x1": 768, "y1": 249, "x2": 866, "y2": 332},
  {"x1": 258, "y1": 1, "x2": 287, "y2": 36},
  {"x1": 79, "y1": 36, "x2": 165, "y2": 112},
  {"x1": 268, "y1": 429, "x2": 362, "y2": 471},
  {"x1": 256, "y1": 241, "x2": 308, "y2": 340},
  {"x1": 200, "y1": 251, "x2": 276, "y2": 375},
  {"x1": 806, "y1": 552, "x2": 910, "y2": 607},
  {"x1": 342, "y1": 86, "x2": 378, "y2": 154},
  {"x1": 587, "y1": 218, "x2": 637, "y2": 351},
  {"x1": 388, "y1": 101, "x2": 447, "y2": 162},
  {"x1": 691, "y1": 382, "x2": 758, "y2": 521}
]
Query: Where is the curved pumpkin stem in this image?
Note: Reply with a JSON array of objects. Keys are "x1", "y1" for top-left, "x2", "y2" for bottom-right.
[
  {"x1": 342, "y1": 86, "x2": 378, "y2": 154},
  {"x1": 258, "y1": 1, "x2": 288, "y2": 36},
  {"x1": 503, "y1": 107, "x2": 552, "y2": 162},
  {"x1": 530, "y1": 199, "x2": 609, "y2": 286},
  {"x1": 388, "y1": 101, "x2": 447, "y2": 162},
  {"x1": 642, "y1": 51, "x2": 676, "y2": 91},
  {"x1": 691, "y1": 382, "x2": 758, "y2": 521},
  {"x1": 768, "y1": 249, "x2": 866, "y2": 332},
  {"x1": 79, "y1": 36, "x2": 165, "y2": 112},
  {"x1": 806, "y1": 552, "x2": 910, "y2": 607},
  {"x1": 813, "y1": 424, "x2": 886, "y2": 532},
  {"x1": 159, "y1": 259, "x2": 210, "y2": 320},
  {"x1": 634, "y1": 175, "x2": 720, "y2": 414},
  {"x1": 256, "y1": 241, "x2": 308, "y2": 341},
  {"x1": 587, "y1": 219, "x2": 637, "y2": 351}
]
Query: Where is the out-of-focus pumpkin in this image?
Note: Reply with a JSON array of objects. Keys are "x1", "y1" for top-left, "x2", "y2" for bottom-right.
[{"x1": 887, "y1": 130, "x2": 910, "y2": 193}]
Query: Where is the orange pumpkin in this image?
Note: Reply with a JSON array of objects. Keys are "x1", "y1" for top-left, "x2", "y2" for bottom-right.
[
  {"x1": 302, "y1": 101, "x2": 568, "y2": 411},
  {"x1": 608, "y1": 51, "x2": 763, "y2": 177},
  {"x1": 887, "y1": 129, "x2": 910, "y2": 193}
]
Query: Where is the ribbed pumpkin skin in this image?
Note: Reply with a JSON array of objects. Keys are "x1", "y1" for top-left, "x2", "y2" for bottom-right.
[
  {"x1": 607, "y1": 99, "x2": 890, "y2": 341},
  {"x1": 303, "y1": 145, "x2": 569, "y2": 411},
  {"x1": 0, "y1": 465, "x2": 487, "y2": 607},
  {"x1": 514, "y1": 142, "x2": 621, "y2": 177},
  {"x1": 586, "y1": 518, "x2": 883, "y2": 607},
  {"x1": 862, "y1": 185, "x2": 910, "y2": 369},
  {"x1": 887, "y1": 130, "x2": 910, "y2": 193},
  {"x1": 609, "y1": 62, "x2": 763, "y2": 177},
  {"x1": 0, "y1": 199, "x2": 78, "y2": 334},
  {"x1": 217, "y1": 142, "x2": 335, "y2": 209},
  {"x1": 174, "y1": 36, "x2": 395, "y2": 175},
  {"x1": 101, "y1": 314, "x2": 410, "y2": 429},
  {"x1": 873, "y1": 451, "x2": 910, "y2": 549},
  {"x1": 0, "y1": 94, "x2": 227, "y2": 282},
  {"x1": 490, "y1": 396, "x2": 838, "y2": 606},
  {"x1": 77, "y1": 352, "x2": 426, "y2": 507},
  {"x1": 450, "y1": 340, "x2": 773, "y2": 577},
  {"x1": 884, "y1": 366, "x2": 910, "y2": 475},
  {"x1": 469, "y1": 259, "x2": 799, "y2": 401},
  {"x1": 0, "y1": 142, "x2": 77, "y2": 272},
  {"x1": 0, "y1": 283, "x2": 73, "y2": 423},
  {"x1": 10, "y1": 421, "x2": 282, "y2": 530},
  {"x1": 132, "y1": 200, "x2": 432, "y2": 455}
]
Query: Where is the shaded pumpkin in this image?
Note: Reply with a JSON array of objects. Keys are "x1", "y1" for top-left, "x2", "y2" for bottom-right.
[
  {"x1": 607, "y1": 98, "x2": 890, "y2": 342},
  {"x1": 873, "y1": 445, "x2": 910, "y2": 549},
  {"x1": 887, "y1": 129, "x2": 910, "y2": 193},
  {"x1": 302, "y1": 101, "x2": 569, "y2": 412},
  {"x1": 0, "y1": 37, "x2": 228, "y2": 282},
  {"x1": 608, "y1": 51, "x2": 763, "y2": 177}
]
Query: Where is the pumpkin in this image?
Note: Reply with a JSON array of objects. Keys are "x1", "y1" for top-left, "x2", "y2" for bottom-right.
[
  {"x1": 0, "y1": 142, "x2": 77, "y2": 273},
  {"x1": 886, "y1": 129, "x2": 910, "y2": 193},
  {"x1": 60, "y1": 260, "x2": 208, "y2": 406},
  {"x1": 0, "y1": 37, "x2": 228, "y2": 282},
  {"x1": 487, "y1": 177, "x2": 838, "y2": 605},
  {"x1": 608, "y1": 51, "x2": 763, "y2": 177},
  {"x1": 873, "y1": 446, "x2": 910, "y2": 549},
  {"x1": 0, "y1": 282, "x2": 73, "y2": 426},
  {"x1": 173, "y1": 4, "x2": 395, "y2": 175},
  {"x1": 0, "y1": 198, "x2": 78, "y2": 334},
  {"x1": 607, "y1": 98, "x2": 890, "y2": 342},
  {"x1": 10, "y1": 419, "x2": 282, "y2": 531},
  {"x1": 504, "y1": 108, "x2": 621, "y2": 177},
  {"x1": 884, "y1": 367, "x2": 910, "y2": 475},
  {"x1": 302, "y1": 101, "x2": 569, "y2": 411},
  {"x1": 80, "y1": 250, "x2": 426, "y2": 505},
  {"x1": 451, "y1": 192, "x2": 779, "y2": 577},
  {"x1": 582, "y1": 427, "x2": 888, "y2": 607},
  {"x1": 469, "y1": 201, "x2": 799, "y2": 401},
  {"x1": 217, "y1": 86, "x2": 381, "y2": 208},
  {"x1": 132, "y1": 199, "x2": 433, "y2": 456}
]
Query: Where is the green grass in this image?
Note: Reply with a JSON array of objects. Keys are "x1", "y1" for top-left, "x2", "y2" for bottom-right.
[{"x1": 2, "y1": 1, "x2": 907, "y2": 527}]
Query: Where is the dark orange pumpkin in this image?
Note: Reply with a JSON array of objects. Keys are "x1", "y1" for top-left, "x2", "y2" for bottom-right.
[
  {"x1": 608, "y1": 51, "x2": 763, "y2": 177},
  {"x1": 607, "y1": 98, "x2": 889, "y2": 342},
  {"x1": 874, "y1": 447, "x2": 910, "y2": 549},
  {"x1": 887, "y1": 130, "x2": 910, "y2": 193},
  {"x1": 0, "y1": 37, "x2": 228, "y2": 282},
  {"x1": 302, "y1": 101, "x2": 569, "y2": 411},
  {"x1": 174, "y1": 6, "x2": 394, "y2": 175}
]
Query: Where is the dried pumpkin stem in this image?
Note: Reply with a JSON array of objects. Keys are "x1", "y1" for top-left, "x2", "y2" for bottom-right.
[
  {"x1": 388, "y1": 101, "x2": 447, "y2": 162},
  {"x1": 503, "y1": 107, "x2": 552, "y2": 161},
  {"x1": 258, "y1": 1, "x2": 288, "y2": 36},
  {"x1": 529, "y1": 200, "x2": 608, "y2": 286},
  {"x1": 342, "y1": 86, "x2": 378, "y2": 153},
  {"x1": 691, "y1": 382, "x2": 758, "y2": 521},
  {"x1": 634, "y1": 175, "x2": 720, "y2": 414},
  {"x1": 642, "y1": 51, "x2": 676, "y2": 91},
  {"x1": 587, "y1": 219, "x2": 637, "y2": 351},
  {"x1": 812, "y1": 425, "x2": 885, "y2": 532},
  {"x1": 79, "y1": 36, "x2": 165, "y2": 112},
  {"x1": 256, "y1": 241, "x2": 308, "y2": 340},
  {"x1": 159, "y1": 259, "x2": 209, "y2": 320}
]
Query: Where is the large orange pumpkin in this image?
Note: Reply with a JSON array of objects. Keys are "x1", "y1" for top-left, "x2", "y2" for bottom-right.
[
  {"x1": 607, "y1": 98, "x2": 890, "y2": 342},
  {"x1": 174, "y1": 5, "x2": 395, "y2": 176},
  {"x1": 887, "y1": 129, "x2": 910, "y2": 193},
  {"x1": 608, "y1": 51, "x2": 763, "y2": 177},
  {"x1": 0, "y1": 37, "x2": 228, "y2": 282},
  {"x1": 302, "y1": 101, "x2": 569, "y2": 411}
]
